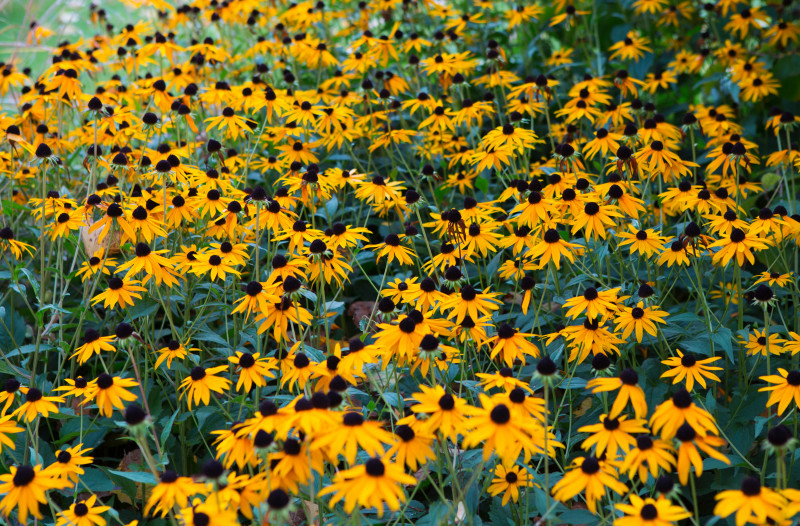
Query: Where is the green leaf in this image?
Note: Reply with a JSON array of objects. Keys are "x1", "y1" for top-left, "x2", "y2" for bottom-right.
[
  {"x1": 81, "y1": 468, "x2": 116, "y2": 492},
  {"x1": 475, "y1": 176, "x2": 489, "y2": 196},
  {"x1": 16, "y1": 268, "x2": 40, "y2": 299},
  {"x1": 558, "y1": 509, "x2": 597, "y2": 524},
  {"x1": 108, "y1": 469, "x2": 157, "y2": 485},
  {"x1": 380, "y1": 392, "x2": 401, "y2": 408},
  {"x1": 712, "y1": 327, "x2": 734, "y2": 362},
  {"x1": 126, "y1": 298, "x2": 161, "y2": 320},
  {"x1": 160, "y1": 408, "x2": 180, "y2": 447},
  {"x1": 0, "y1": 305, "x2": 26, "y2": 352},
  {"x1": 195, "y1": 328, "x2": 229, "y2": 347}
]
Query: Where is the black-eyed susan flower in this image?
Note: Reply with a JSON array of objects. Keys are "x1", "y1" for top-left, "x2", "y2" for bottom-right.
[
  {"x1": 476, "y1": 367, "x2": 533, "y2": 394},
  {"x1": 714, "y1": 476, "x2": 786, "y2": 526},
  {"x1": 179, "y1": 365, "x2": 231, "y2": 409},
  {"x1": 759, "y1": 369, "x2": 800, "y2": 415},
  {"x1": 563, "y1": 286, "x2": 621, "y2": 321},
  {"x1": 90, "y1": 276, "x2": 147, "y2": 310},
  {"x1": 0, "y1": 465, "x2": 70, "y2": 522},
  {"x1": 674, "y1": 423, "x2": 729, "y2": 484},
  {"x1": 228, "y1": 351, "x2": 276, "y2": 392},
  {"x1": 364, "y1": 234, "x2": 417, "y2": 267},
  {"x1": 0, "y1": 379, "x2": 20, "y2": 415},
  {"x1": 741, "y1": 328, "x2": 786, "y2": 357},
  {"x1": 278, "y1": 395, "x2": 341, "y2": 438},
  {"x1": 440, "y1": 284, "x2": 502, "y2": 324},
  {"x1": 192, "y1": 253, "x2": 241, "y2": 281},
  {"x1": 71, "y1": 329, "x2": 116, "y2": 364},
  {"x1": 709, "y1": 227, "x2": 770, "y2": 267},
  {"x1": 754, "y1": 271, "x2": 792, "y2": 288},
  {"x1": 50, "y1": 444, "x2": 93, "y2": 484},
  {"x1": 586, "y1": 369, "x2": 648, "y2": 418},
  {"x1": 211, "y1": 423, "x2": 258, "y2": 470},
  {"x1": 153, "y1": 340, "x2": 197, "y2": 370},
  {"x1": 488, "y1": 464, "x2": 535, "y2": 505},
  {"x1": 311, "y1": 411, "x2": 394, "y2": 464},
  {"x1": 463, "y1": 394, "x2": 554, "y2": 463},
  {"x1": 570, "y1": 200, "x2": 624, "y2": 240},
  {"x1": 55, "y1": 495, "x2": 110, "y2": 526},
  {"x1": 0, "y1": 415, "x2": 23, "y2": 453},
  {"x1": 552, "y1": 456, "x2": 628, "y2": 513},
  {"x1": 764, "y1": 20, "x2": 800, "y2": 47},
  {"x1": 270, "y1": 437, "x2": 324, "y2": 492},
  {"x1": 13, "y1": 387, "x2": 64, "y2": 422},
  {"x1": 486, "y1": 324, "x2": 540, "y2": 367},
  {"x1": 614, "y1": 302, "x2": 668, "y2": 342},
  {"x1": 650, "y1": 389, "x2": 717, "y2": 440},
  {"x1": 317, "y1": 456, "x2": 416, "y2": 517},
  {"x1": 614, "y1": 495, "x2": 691, "y2": 526},
  {"x1": 579, "y1": 414, "x2": 649, "y2": 457},
  {"x1": 230, "y1": 281, "x2": 279, "y2": 322},
  {"x1": 256, "y1": 298, "x2": 313, "y2": 342},
  {"x1": 386, "y1": 423, "x2": 436, "y2": 471},
  {"x1": 115, "y1": 242, "x2": 179, "y2": 286},
  {"x1": 617, "y1": 227, "x2": 668, "y2": 258},
  {"x1": 619, "y1": 434, "x2": 677, "y2": 482},
  {"x1": 660, "y1": 350, "x2": 722, "y2": 391},
  {"x1": 0, "y1": 227, "x2": 35, "y2": 259},
  {"x1": 75, "y1": 249, "x2": 117, "y2": 283},
  {"x1": 724, "y1": 7, "x2": 769, "y2": 38},
  {"x1": 279, "y1": 351, "x2": 317, "y2": 392},
  {"x1": 144, "y1": 471, "x2": 204, "y2": 517},
  {"x1": 204, "y1": 107, "x2": 253, "y2": 140},
  {"x1": 49, "y1": 209, "x2": 84, "y2": 240},
  {"x1": 402, "y1": 385, "x2": 468, "y2": 442},
  {"x1": 528, "y1": 228, "x2": 580, "y2": 269},
  {"x1": 178, "y1": 498, "x2": 238, "y2": 526},
  {"x1": 83, "y1": 374, "x2": 138, "y2": 417}
]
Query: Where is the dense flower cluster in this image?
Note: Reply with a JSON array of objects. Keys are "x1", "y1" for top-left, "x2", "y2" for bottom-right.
[{"x1": 0, "y1": 0, "x2": 799, "y2": 524}]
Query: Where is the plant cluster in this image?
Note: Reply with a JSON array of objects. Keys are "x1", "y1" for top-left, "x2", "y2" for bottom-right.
[{"x1": 0, "y1": 0, "x2": 799, "y2": 524}]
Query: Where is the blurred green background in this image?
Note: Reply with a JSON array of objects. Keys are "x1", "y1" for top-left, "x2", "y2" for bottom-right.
[{"x1": 0, "y1": 0, "x2": 127, "y2": 73}]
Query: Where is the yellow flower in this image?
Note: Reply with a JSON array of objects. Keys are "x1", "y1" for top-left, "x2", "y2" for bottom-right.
[
  {"x1": 614, "y1": 495, "x2": 691, "y2": 526},
  {"x1": 488, "y1": 464, "x2": 536, "y2": 505},
  {"x1": 83, "y1": 374, "x2": 138, "y2": 417},
  {"x1": 90, "y1": 277, "x2": 147, "y2": 310},
  {"x1": 759, "y1": 368, "x2": 800, "y2": 415},
  {"x1": 228, "y1": 351, "x2": 276, "y2": 392},
  {"x1": 709, "y1": 227, "x2": 770, "y2": 267},
  {"x1": 613, "y1": 302, "x2": 669, "y2": 342},
  {"x1": 741, "y1": 328, "x2": 786, "y2": 357},
  {"x1": 675, "y1": 424, "x2": 729, "y2": 484},
  {"x1": 608, "y1": 32, "x2": 653, "y2": 62},
  {"x1": 660, "y1": 350, "x2": 722, "y2": 391},
  {"x1": 55, "y1": 495, "x2": 111, "y2": 526},
  {"x1": 619, "y1": 435, "x2": 676, "y2": 482},
  {"x1": 402, "y1": 385, "x2": 468, "y2": 442},
  {"x1": 50, "y1": 444, "x2": 93, "y2": 483},
  {"x1": 586, "y1": 369, "x2": 648, "y2": 418},
  {"x1": 650, "y1": 389, "x2": 718, "y2": 440},
  {"x1": 145, "y1": 471, "x2": 204, "y2": 517},
  {"x1": 579, "y1": 414, "x2": 649, "y2": 458},
  {"x1": 562, "y1": 286, "x2": 621, "y2": 321},
  {"x1": 13, "y1": 387, "x2": 64, "y2": 422},
  {"x1": 204, "y1": 107, "x2": 254, "y2": 140},
  {"x1": 179, "y1": 365, "x2": 231, "y2": 409},
  {"x1": 0, "y1": 415, "x2": 24, "y2": 453},
  {"x1": 0, "y1": 465, "x2": 70, "y2": 522},
  {"x1": 552, "y1": 456, "x2": 628, "y2": 513},
  {"x1": 310, "y1": 412, "x2": 394, "y2": 464},
  {"x1": 714, "y1": 477, "x2": 786, "y2": 526},
  {"x1": 317, "y1": 456, "x2": 416, "y2": 516}
]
